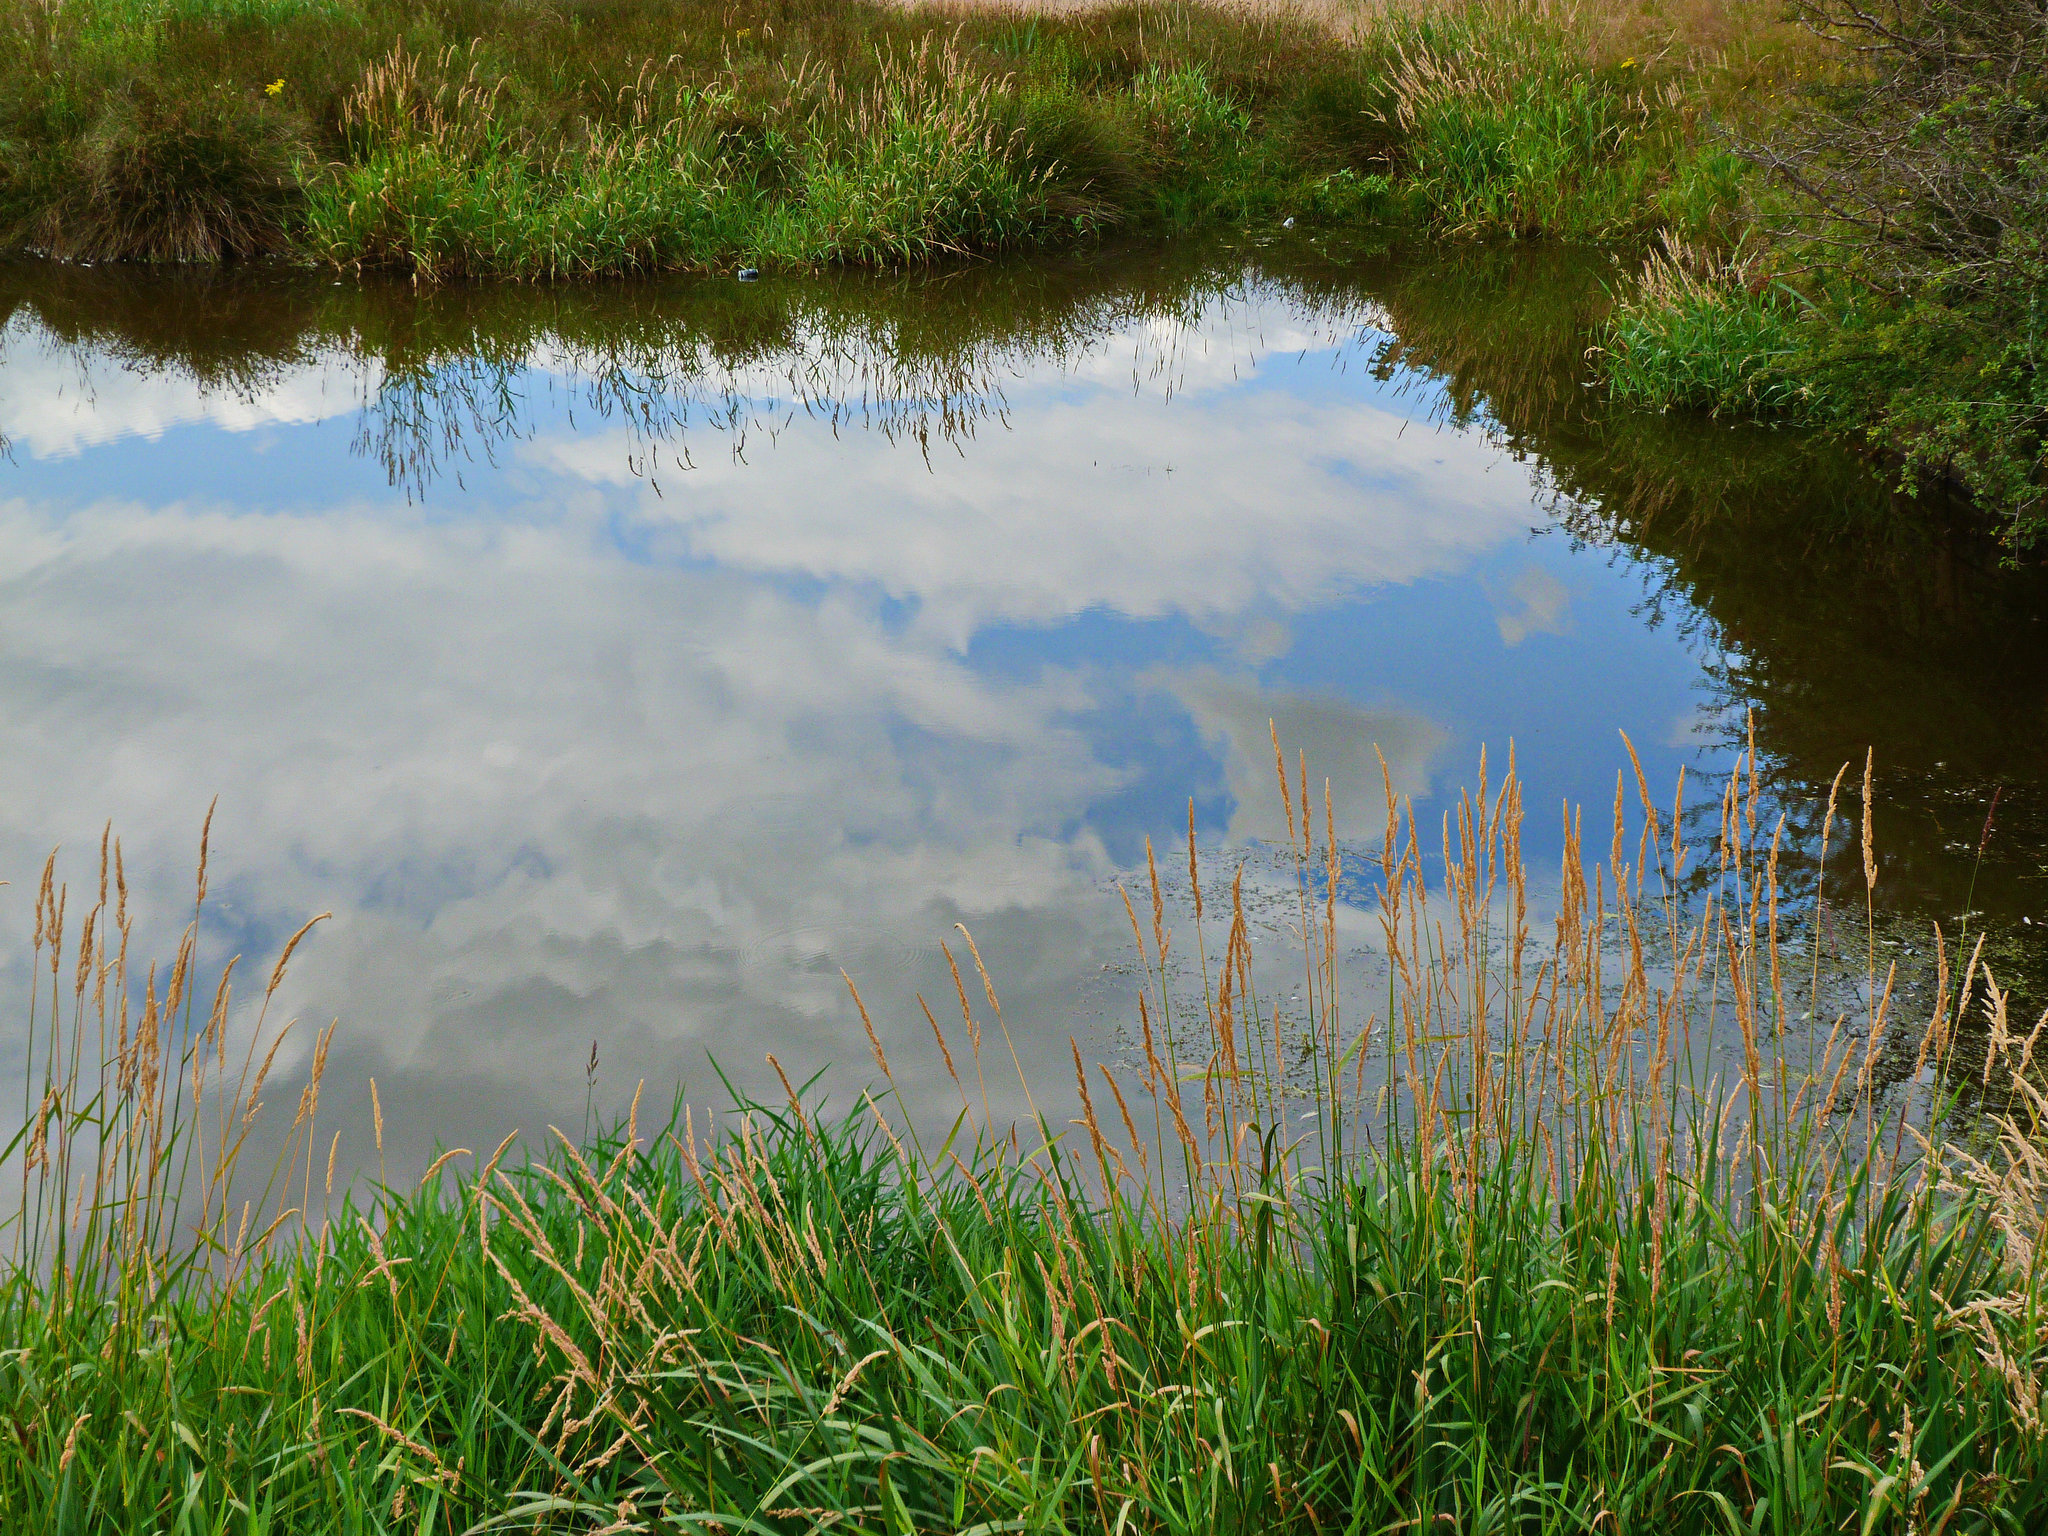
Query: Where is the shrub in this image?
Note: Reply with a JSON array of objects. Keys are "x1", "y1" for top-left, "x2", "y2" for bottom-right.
[
  {"x1": 1742, "y1": 0, "x2": 2048, "y2": 547},
  {"x1": 1790, "y1": 282, "x2": 2048, "y2": 550}
]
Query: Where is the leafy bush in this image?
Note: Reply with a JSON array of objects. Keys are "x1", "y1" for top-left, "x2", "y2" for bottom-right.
[
  {"x1": 1789, "y1": 282, "x2": 2048, "y2": 546},
  {"x1": 1742, "y1": 0, "x2": 2048, "y2": 547}
]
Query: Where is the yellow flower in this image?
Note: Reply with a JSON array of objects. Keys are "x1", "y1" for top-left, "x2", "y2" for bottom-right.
[
  {"x1": 264, "y1": 78, "x2": 285, "y2": 96},
  {"x1": 1619, "y1": 57, "x2": 1635, "y2": 68}
]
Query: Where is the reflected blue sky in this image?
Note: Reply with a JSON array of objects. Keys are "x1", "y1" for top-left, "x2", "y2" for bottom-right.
[{"x1": 0, "y1": 262, "x2": 1733, "y2": 1174}]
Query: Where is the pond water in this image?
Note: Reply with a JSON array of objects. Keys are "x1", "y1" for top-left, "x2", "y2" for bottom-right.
[{"x1": 2, "y1": 236, "x2": 2043, "y2": 1178}]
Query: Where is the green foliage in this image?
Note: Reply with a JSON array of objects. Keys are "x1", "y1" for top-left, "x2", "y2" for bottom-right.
[
  {"x1": 791, "y1": 66, "x2": 1056, "y2": 265},
  {"x1": 1400, "y1": 67, "x2": 1633, "y2": 236},
  {"x1": 1300, "y1": 167, "x2": 1402, "y2": 223},
  {"x1": 1130, "y1": 62, "x2": 1253, "y2": 168},
  {"x1": 1791, "y1": 279, "x2": 2048, "y2": 552},
  {"x1": 1652, "y1": 147, "x2": 1749, "y2": 241},
  {"x1": 1603, "y1": 196, "x2": 2044, "y2": 554},
  {"x1": 1365, "y1": 16, "x2": 1705, "y2": 241},
  {"x1": 1727, "y1": 0, "x2": 2048, "y2": 548}
]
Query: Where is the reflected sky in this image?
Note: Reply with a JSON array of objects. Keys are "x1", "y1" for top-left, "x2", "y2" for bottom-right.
[{"x1": 2, "y1": 241, "x2": 2037, "y2": 1177}]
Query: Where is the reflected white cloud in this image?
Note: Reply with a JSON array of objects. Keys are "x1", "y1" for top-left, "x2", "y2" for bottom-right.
[
  {"x1": 1055, "y1": 306, "x2": 1381, "y2": 399},
  {"x1": 0, "y1": 483, "x2": 1148, "y2": 1149},
  {"x1": 0, "y1": 275, "x2": 1547, "y2": 1176},
  {"x1": 1163, "y1": 671, "x2": 1449, "y2": 845},
  {"x1": 0, "y1": 315, "x2": 375, "y2": 458},
  {"x1": 1492, "y1": 565, "x2": 1573, "y2": 647},
  {"x1": 528, "y1": 299, "x2": 1539, "y2": 646}
]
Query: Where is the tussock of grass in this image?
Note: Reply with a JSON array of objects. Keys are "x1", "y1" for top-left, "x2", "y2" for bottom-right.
[
  {"x1": 1602, "y1": 238, "x2": 1814, "y2": 417},
  {"x1": 1381, "y1": 24, "x2": 1697, "y2": 240},
  {"x1": 4, "y1": 736, "x2": 2045, "y2": 1531},
  {"x1": 19, "y1": 85, "x2": 297, "y2": 262}
]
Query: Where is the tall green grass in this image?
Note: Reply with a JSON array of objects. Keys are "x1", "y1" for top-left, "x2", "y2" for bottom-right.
[
  {"x1": 1380, "y1": 20, "x2": 1741, "y2": 241},
  {"x1": 3, "y1": 733, "x2": 2044, "y2": 1533},
  {"x1": 0, "y1": 0, "x2": 1760, "y2": 277}
]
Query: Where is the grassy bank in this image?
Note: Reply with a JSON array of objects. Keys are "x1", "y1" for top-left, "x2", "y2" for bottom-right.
[
  {"x1": 4, "y1": 742, "x2": 2046, "y2": 1533},
  {"x1": 0, "y1": 0, "x2": 1764, "y2": 280}
]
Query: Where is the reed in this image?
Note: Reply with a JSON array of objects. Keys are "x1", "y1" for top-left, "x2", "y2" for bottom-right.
[{"x1": 2, "y1": 727, "x2": 2043, "y2": 1533}]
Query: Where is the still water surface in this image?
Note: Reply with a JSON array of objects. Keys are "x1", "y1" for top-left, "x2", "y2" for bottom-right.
[{"x1": 2, "y1": 238, "x2": 2042, "y2": 1176}]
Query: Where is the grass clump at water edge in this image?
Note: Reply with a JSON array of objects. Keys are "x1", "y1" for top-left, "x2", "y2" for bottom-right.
[
  {"x1": 1601, "y1": 237, "x2": 1814, "y2": 418},
  {"x1": 3, "y1": 737, "x2": 2047, "y2": 1533}
]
